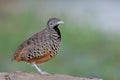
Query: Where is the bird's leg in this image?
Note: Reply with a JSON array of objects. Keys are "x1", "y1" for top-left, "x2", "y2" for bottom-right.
[{"x1": 32, "y1": 63, "x2": 49, "y2": 75}]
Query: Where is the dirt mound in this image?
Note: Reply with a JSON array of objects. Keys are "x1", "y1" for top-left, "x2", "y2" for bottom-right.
[{"x1": 0, "y1": 71, "x2": 102, "y2": 80}]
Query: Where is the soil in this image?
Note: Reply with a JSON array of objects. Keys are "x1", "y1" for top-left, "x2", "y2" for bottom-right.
[{"x1": 0, "y1": 71, "x2": 102, "y2": 80}]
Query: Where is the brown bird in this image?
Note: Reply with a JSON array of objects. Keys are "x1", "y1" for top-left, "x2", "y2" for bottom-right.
[{"x1": 13, "y1": 18, "x2": 64, "y2": 74}]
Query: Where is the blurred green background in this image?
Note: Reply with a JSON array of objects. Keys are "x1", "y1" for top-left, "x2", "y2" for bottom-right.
[{"x1": 0, "y1": 0, "x2": 120, "y2": 80}]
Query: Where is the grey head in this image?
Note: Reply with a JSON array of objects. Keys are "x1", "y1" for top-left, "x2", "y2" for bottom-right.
[{"x1": 47, "y1": 18, "x2": 64, "y2": 29}]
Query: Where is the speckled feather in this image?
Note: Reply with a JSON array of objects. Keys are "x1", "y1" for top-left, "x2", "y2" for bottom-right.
[{"x1": 13, "y1": 18, "x2": 62, "y2": 64}]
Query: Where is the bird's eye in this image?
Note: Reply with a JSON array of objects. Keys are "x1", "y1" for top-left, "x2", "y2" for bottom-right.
[{"x1": 50, "y1": 23, "x2": 52, "y2": 25}]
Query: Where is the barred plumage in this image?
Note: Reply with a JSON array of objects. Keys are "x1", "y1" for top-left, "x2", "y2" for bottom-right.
[{"x1": 13, "y1": 18, "x2": 64, "y2": 74}]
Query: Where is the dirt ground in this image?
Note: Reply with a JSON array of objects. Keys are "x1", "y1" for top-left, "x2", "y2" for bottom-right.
[{"x1": 0, "y1": 71, "x2": 102, "y2": 80}]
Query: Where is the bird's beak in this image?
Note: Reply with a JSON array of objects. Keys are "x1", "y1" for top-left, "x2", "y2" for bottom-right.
[{"x1": 57, "y1": 21, "x2": 64, "y2": 24}]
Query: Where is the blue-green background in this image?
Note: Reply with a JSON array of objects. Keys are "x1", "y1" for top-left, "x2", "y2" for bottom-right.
[{"x1": 0, "y1": 1, "x2": 120, "y2": 80}]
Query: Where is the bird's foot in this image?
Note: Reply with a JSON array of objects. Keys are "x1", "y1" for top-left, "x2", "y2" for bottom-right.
[{"x1": 40, "y1": 71, "x2": 49, "y2": 75}]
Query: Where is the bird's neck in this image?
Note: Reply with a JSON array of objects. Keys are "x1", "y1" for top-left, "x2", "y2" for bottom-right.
[
  {"x1": 53, "y1": 26, "x2": 61, "y2": 39},
  {"x1": 49, "y1": 25, "x2": 61, "y2": 40}
]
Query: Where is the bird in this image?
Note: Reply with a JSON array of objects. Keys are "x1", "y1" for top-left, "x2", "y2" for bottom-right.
[{"x1": 13, "y1": 18, "x2": 64, "y2": 75}]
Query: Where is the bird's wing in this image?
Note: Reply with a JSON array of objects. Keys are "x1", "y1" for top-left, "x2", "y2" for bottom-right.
[{"x1": 13, "y1": 28, "x2": 49, "y2": 62}]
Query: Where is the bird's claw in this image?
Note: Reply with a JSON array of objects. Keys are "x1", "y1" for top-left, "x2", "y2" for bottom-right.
[{"x1": 40, "y1": 71, "x2": 49, "y2": 75}]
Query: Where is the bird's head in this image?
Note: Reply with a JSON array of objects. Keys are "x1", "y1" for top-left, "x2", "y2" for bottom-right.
[{"x1": 47, "y1": 18, "x2": 64, "y2": 29}]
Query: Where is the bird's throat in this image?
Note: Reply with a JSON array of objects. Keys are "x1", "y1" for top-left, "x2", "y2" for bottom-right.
[{"x1": 53, "y1": 25, "x2": 61, "y2": 39}]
